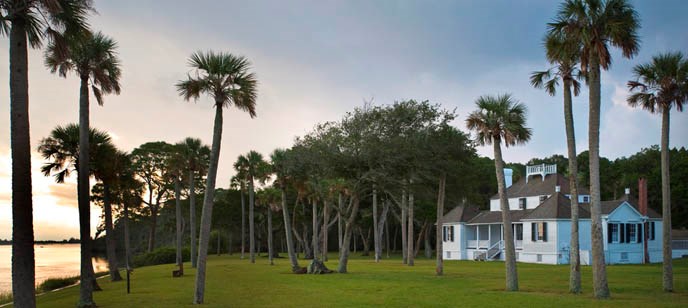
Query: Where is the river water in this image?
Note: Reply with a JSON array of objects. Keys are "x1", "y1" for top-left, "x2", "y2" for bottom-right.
[{"x1": 0, "y1": 244, "x2": 108, "y2": 293}]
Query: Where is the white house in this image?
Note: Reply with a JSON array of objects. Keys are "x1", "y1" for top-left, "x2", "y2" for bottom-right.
[{"x1": 441, "y1": 164, "x2": 673, "y2": 265}]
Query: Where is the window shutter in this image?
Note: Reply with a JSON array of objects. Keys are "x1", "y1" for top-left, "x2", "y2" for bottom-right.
[
  {"x1": 607, "y1": 223, "x2": 613, "y2": 243},
  {"x1": 651, "y1": 222, "x2": 655, "y2": 240},
  {"x1": 543, "y1": 222, "x2": 548, "y2": 242},
  {"x1": 637, "y1": 223, "x2": 642, "y2": 243},
  {"x1": 443, "y1": 227, "x2": 447, "y2": 242},
  {"x1": 625, "y1": 224, "x2": 632, "y2": 243},
  {"x1": 532, "y1": 223, "x2": 536, "y2": 241},
  {"x1": 619, "y1": 224, "x2": 625, "y2": 243},
  {"x1": 450, "y1": 226, "x2": 455, "y2": 242}
]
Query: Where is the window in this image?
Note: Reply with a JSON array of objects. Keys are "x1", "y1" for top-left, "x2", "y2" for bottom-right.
[
  {"x1": 610, "y1": 224, "x2": 619, "y2": 243},
  {"x1": 443, "y1": 226, "x2": 448, "y2": 242},
  {"x1": 515, "y1": 224, "x2": 523, "y2": 241},
  {"x1": 650, "y1": 222, "x2": 656, "y2": 240},
  {"x1": 539, "y1": 195, "x2": 547, "y2": 203},
  {"x1": 582, "y1": 196, "x2": 590, "y2": 203},
  {"x1": 531, "y1": 222, "x2": 547, "y2": 242},
  {"x1": 519, "y1": 198, "x2": 527, "y2": 209},
  {"x1": 443, "y1": 226, "x2": 455, "y2": 242},
  {"x1": 628, "y1": 224, "x2": 637, "y2": 243},
  {"x1": 450, "y1": 226, "x2": 455, "y2": 242}
]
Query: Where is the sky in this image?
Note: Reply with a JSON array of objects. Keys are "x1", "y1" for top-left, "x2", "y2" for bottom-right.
[{"x1": 0, "y1": 0, "x2": 687, "y2": 240}]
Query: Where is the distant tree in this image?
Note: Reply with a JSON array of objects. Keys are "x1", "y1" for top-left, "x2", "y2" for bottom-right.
[
  {"x1": 176, "y1": 51, "x2": 257, "y2": 304},
  {"x1": 467, "y1": 94, "x2": 532, "y2": 291},
  {"x1": 627, "y1": 52, "x2": 688, "y2": 292},
  {"x1": 179, "y1": 138, "x2": 210, "y2": 268},
  {"x1": 270, "y1": 149, "x2": 301, "y2": 272}
]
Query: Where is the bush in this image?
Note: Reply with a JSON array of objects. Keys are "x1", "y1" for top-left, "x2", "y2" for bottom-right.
[
  {"x1": 133, "y1": 247, "x2": 190, "y2": 267},
  {"x1": 0, "y1": 292, "x2": 12, "y2": 305},
  {"x1": 37, "y1": 276, "x2": 80, "y2": 293}
]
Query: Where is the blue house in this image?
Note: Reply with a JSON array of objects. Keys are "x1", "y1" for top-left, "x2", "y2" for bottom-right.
[{"x1": 441, "y1": 164, "x2": 666, "y2": 265}]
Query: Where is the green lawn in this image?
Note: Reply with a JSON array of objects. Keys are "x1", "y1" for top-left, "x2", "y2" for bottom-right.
[{"x1": 24, "y1": 254, "x2": 688, "y2": 307}]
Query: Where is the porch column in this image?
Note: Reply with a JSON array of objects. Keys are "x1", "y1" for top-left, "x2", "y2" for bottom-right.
[
  {"x1": 488, "y1": 225, "x2": 491, "y2": 247},
  {"x1": 476, "y1": 225, "x2": 480, "y2": 248}
]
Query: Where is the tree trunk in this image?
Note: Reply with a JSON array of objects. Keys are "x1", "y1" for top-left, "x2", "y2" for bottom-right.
[
  {"x1": 588, "y1": 58, "x2": 610, "y2": 299},
  {"x1": 414, "y1": 220, "x2": 426, "y2": 258},
  {"x1": 337, "y1": 195, "x2": 360, "y2": 273},
  {"x1": 103, "y1": 183, "x2": 122, "y2": 281},
  {"x1": 386, "y1": 212, "x2": 391, "y2": 258},
  {"x1": 189, "y1": 169, "x2": 198, "y2": 268},
  {"x1": 361, "y1": 227, "x2": 371, "y2": 256},
  {"x1": 338, "y1": 193, "x2": 343, "y2": 251},
  {"x1": 372, "y1": 188, "x2": 380, "y2": 262},
  {"x1": 311, "y1": 199, "x2": 319, "y2": 260},
  {"x1": 175, "y1": 177, "x2": 183, "y2": 274},
  {"x1": 193, "y1": 104, "x2": 223, "y2": 304},
  {"x1": 661, "y1": 106, "x2": 673, "y2": 292},
  {"x1": 494, "y1": 140, "x2": 518, "y2": 291},
  {"x1": 240, "y1": 185, "x2": 246, "y2": 260},
  {"x1": 407, "y1": 187, "x2": 415, "y2": 266},
  {"x1": 322, "y1": 200, "x2": 329, "y2": 261},
  {"x1": 217, "y1": 230, "x2": 221, "y2": 256},
  {"x1": 77, "y1": 75, "x2": 95, "y2": 307},
  {"x1": 124, "y1": 199, "x2": 131, "y2": 271},
  {"x1": 401, "y1": 190, "x2": 408, "y2": 264},
  {"x1": 249, "y1": 176, "x2": 256, "y2": 263},
  {"x1": 10, "y1": 19, "x2": 36, "y2": 308},
  {"x1": 376, "y1": 200, "x2": 389, "y2": 262},
  {"x1": 268, "y1": 208, "x2": 274, "y2": 265},
  {"x1": 281, "y1": 188, "x2": 300, "y2": 271},
  {"x1": 424, "y1": 223, "x2": 432, "y2": 259},
  {"x1": 148, "y1": 205, "x2": 158, "y2": 252},
  {"x1": 563, "y1": 79, "x2": 581, "y2": 293},
  {"x1": 436, "y1": 173, "x2": 446, "y2": 275}
]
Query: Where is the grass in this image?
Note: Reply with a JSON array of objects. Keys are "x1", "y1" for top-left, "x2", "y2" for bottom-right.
[
  {"x1": 10, "y1": 254, "x2": 688, "y2": 307},
  {"x1": 0, "y1": 292, "x2": 11, "y2": 305}
]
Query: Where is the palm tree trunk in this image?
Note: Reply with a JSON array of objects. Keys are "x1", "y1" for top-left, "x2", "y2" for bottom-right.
[
  {"x1": 193, "y1": 104, "x2": 223, "y2": 304},
  {"x1": 78, "y1": 75, "x2": 95, "y2": 307},
  {"x1": 268, "y1": 208, "x2": 274, "y2": 265},
  {"x1": 435, "y1": 173, "x2": 446, "y2": 275},
  {"x1": 494, "y1": 140, "x2": 518, "y2": 291},
  {"x1": 249, "y1": 177, "x2": 256, "y2": 263},
  {"x1": 240, "y1": 185, "x2": 246, "y2": 260},
  {"x1": 563, "y1": 79, "x2": 581, "y2": 293},
  {"x1": 311, "y1": 199, "x2": 319, "y2": 260},
  {"x1": 337, "y1": 195, "x2": 360, "y2": 273},
  {"x1": 588, "y1": 58, "x2": 610, "y2": 299},
  {"x1": 372, "y1": 188, "x2": 380, "y2": 262},
  {"x1": 322, "y1": 200, "x2": 329, "y2": 261},
  {"x1": 103, "y1": 183, "x2": 122, "y2": 281},
  {"x1": 280, "y1": 188, "x2": 300, "y2": 271},
  {"x1": 661, "y1": 106, "x2": 673, "y2": 292},
  {"x1": 189, "y1": 170, "x2": 197, "y2": 268},
  {"x1": 407, "y1": 187, "x2": 415, "y2": 266},
  {"x1": 10, "y1": 19, "x2": 36, "y2": 308},
  {"x1": 338, "y1": 193, "x2": 343, "y2": 251},
  {"x1": 401, "y1": 189, "x2": 408, "y2": 264},
  {"x1": 124, "y1": 198, "x2": 131, "y2": 271},
  {"x1": 175, "y1": 177, "x2": 183, "y2": 274}
]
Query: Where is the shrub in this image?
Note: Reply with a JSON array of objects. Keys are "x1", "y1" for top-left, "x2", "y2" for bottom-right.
[
  {"x1": 0, "y1": 292, "x2": 12, "y2": 305},
  {"x1": 133, "y1": 246, "x2": 190, "y2": 267},
  {"x1": 37, "y1": 276, "x2": 80, "y2": 293}
]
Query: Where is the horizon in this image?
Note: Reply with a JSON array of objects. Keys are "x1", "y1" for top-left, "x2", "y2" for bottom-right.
[{"x1": 1, "y1": 0, "x2": 687, "y2": 240}]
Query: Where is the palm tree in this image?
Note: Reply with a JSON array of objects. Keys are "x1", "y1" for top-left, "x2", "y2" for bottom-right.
[
  {"x1": 235, "y1": 151, "x2": 270, "y2": 264},
  {"x1": 466, "y1": 94, "x2": 532, "y2": 292},
  {"x1": 1, "y1": 2, "x2": 93, "y2": 305},
  {"x1": 548, "y1": 0, "x2": 640, "y2": 298},
  {"x1": 270, "y1": 149, "x2": 301, "y2": 272},
  {"x1": 44, "y1": 30, "x2": 121, "y2": 307},
  {"x1": 37, "y1": 123, "x2": 113, "y2": 304},
  {"x1": 180, "y1": 137, "x2": 210, "y2": 268},
  {"x1": 176, "y1": 50, "x2": 257, "y2": 304},
  {"x1": 92, "y1": 145, "x2": 124, "y2": 282},
  {"x1": 232, "y1": 161, "x2": 249, "y2": 261},
  {"x1": 530, "y1": 33, "x2": 583, "y2": 293},
  {"x1": 627, "y1": 52, "x2": 688, "y2": 292}
]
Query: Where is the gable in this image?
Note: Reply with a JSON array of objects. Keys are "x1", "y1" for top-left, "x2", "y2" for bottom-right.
[{"x1": 607, "y1": 202, "x2": 643, "y2": 222}]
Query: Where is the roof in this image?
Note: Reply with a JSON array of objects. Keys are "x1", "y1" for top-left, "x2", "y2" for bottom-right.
[
  {"x1": 490, "y1": 173, "x2": 589, "y2": 200},
  {"x1": 523, "y1": 192, "x2": 590, "y2": 220},
  {"x1": 441, "y1": 203, "x2": 480, "y2": 224},
  {"x1": 468, "y1": 209, "x2": 534, "y2": 224},
  {"x1": 594, "y1": 195, "x2": 662, "y2": 219}
]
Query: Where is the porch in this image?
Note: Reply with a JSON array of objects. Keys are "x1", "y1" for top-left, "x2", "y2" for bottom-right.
[{"x1": 465, "y1": 223, "x2": 523, "y2": 261}]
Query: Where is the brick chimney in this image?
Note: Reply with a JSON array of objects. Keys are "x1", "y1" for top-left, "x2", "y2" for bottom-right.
[{"x1": 638, "y1": 178, "x2": 648, "y2": 216}]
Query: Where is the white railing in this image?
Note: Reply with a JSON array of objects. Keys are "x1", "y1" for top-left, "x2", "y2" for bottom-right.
[
  {"x1": 467, "y1": 240, "x2": 478, "y2": 248},
  {"x1": 526, "y1": 163, "x2": 557, "y2": 183},
  {"x1": 515, "y1": 240, "x2": 523, "y2": 249},
  {"x1": 673, "y1": 240, "x2": 688, "y2": 250},
  {"x1": 478, "y1": 240, "x2": 490, "y2": 248},
  {"x1": 487, "y1": 240, "x2": 504, "y2": 260}
]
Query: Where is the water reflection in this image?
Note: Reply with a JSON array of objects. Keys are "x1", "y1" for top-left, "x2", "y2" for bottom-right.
[{"x1": 0, "y1": 244, "x2": 109, "y2": 292}]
